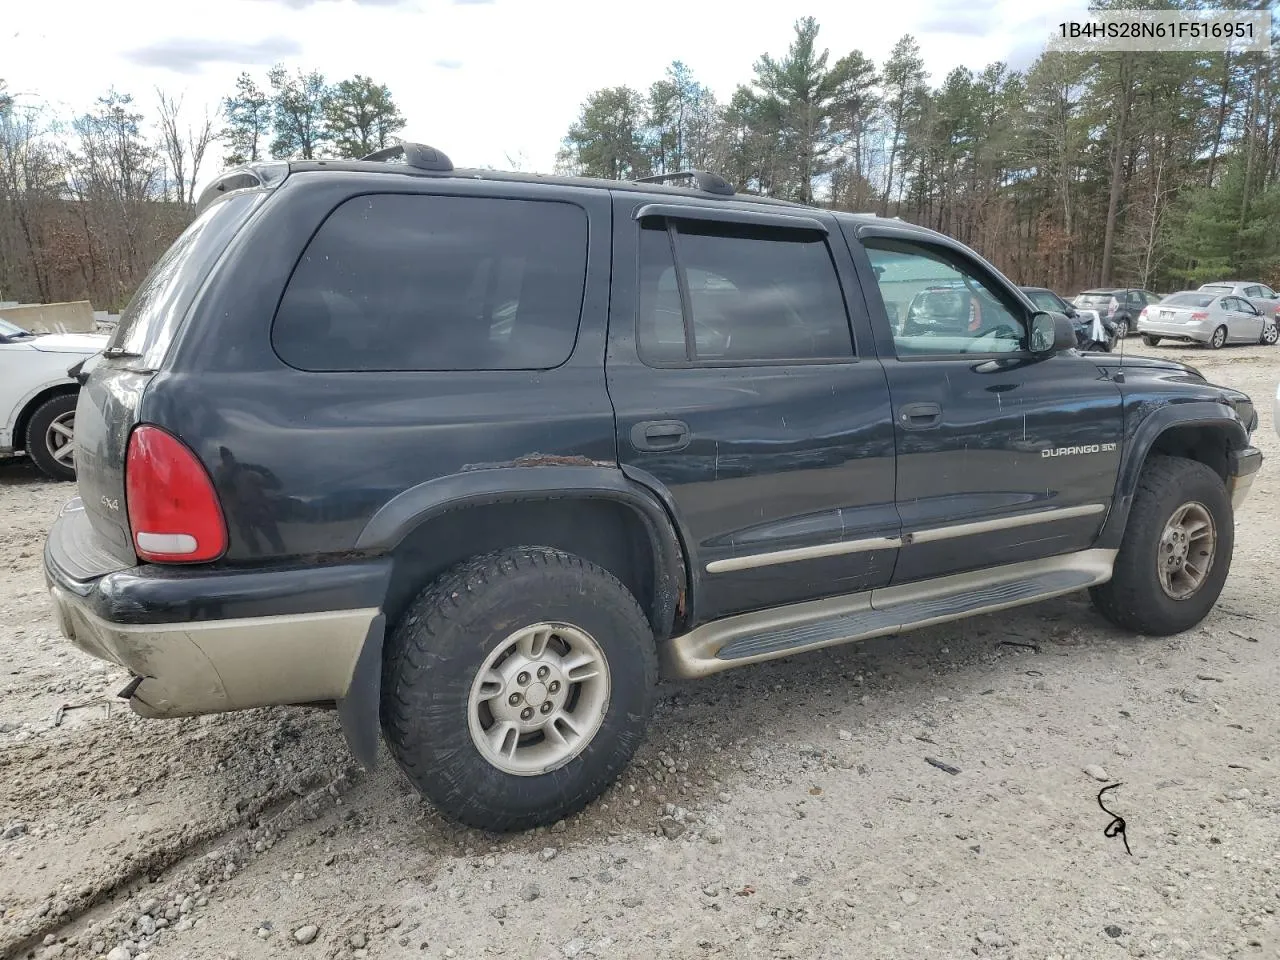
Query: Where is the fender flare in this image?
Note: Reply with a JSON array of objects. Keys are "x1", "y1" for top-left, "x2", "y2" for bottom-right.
[
  {"x1": 338, "y1": 465, "x2": 691, "y2": 768},
  {"x1": 1096, "y1": 400, "x2": 1249, "y2": 549},
  {"x1": 355, "y1": 465, "x2": 689, "y2": 635}
]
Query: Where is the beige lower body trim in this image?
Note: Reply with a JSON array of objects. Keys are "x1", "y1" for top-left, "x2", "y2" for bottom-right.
[
  {"x1": 1229, "y1": 471, "x2": 1256, "y2": 510},
  {"x1": 49, "y1": 586, "x2": 376, "y2": 718},
  {"x1": 665, "y1": 548, "x2": 1117, "y2": 680}
]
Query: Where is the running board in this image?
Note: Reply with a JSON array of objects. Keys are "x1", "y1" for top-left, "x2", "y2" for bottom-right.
[{"x1": 662, "y1": 548, "x2": 1117, "y2": 679}]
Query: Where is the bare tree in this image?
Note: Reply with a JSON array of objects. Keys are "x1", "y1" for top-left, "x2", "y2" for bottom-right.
[{"x1": 157, "y1": 90, "x2": 219, "y2": 205}]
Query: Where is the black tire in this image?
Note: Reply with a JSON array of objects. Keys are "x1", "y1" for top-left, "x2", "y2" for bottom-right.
[
  {"x1": 1260, "y1": 321, "x2": 1278, "y2": 346},
  {"x1": 380, "y1": 546, "x2": 658, "y2": 831},
  {"x1": 1142, "y1": 334, "x2": 1161, "y2": 347},
  {"x1": 1090, "y1": 455, "x2": 1233, "y2": 636},
  {"x1": 25, "y1": 393, "x2": 78, "y2": 481},
  {"x1": 1209, "y1": 325, "x2": 1227, "y2": 349},
  {"x1": 1114, "y1": 318, "x2": 1129, "y2": 340}
]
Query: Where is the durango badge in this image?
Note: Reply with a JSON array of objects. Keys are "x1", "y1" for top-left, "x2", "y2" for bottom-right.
[{"x1": 1041, "y1": 443, "x2": 1117, "y2": 458}]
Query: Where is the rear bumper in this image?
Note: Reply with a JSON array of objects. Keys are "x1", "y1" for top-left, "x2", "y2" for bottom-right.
[
  {"x1": 1136, "y1": 319, "x2": 1214, "y2": 341},
  {"x1": 45, "y1": 498, "x2": 389, "y2": 719}
]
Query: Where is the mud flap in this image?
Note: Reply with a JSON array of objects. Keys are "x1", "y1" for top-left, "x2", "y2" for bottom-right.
[{"x1": 336, "y1": 613, "x2": 385, "y2": 770}]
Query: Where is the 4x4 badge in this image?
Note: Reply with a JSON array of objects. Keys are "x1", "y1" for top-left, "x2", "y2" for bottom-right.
[{"x1": 100, "y1": 496, "x2": 120, "y2": 512}]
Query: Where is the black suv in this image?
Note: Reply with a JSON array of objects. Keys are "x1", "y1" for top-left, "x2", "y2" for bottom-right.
[
  {"x1": 1074, "y1": 288, "x2": 1160, "y2": 340},
  {"x1": 44, "y1": 145, "x2": 1262, "y2": 831}
]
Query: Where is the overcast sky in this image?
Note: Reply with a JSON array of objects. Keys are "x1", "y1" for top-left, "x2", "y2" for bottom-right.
[{"x1": 2, "y1": 0, "x2": 1093, "y2": 177}]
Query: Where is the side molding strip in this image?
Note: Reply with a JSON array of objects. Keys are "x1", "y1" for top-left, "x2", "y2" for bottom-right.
[
  {"x1": 705, "y1": 504, "x2": 1107, "y2": 574},
  {"x1": 705, "y1": 536, "x2": 901, "y2": 574}
]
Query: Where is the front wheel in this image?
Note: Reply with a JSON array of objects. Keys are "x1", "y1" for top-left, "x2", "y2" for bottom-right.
[
  {"x1": 1091, "y1": 455, "x2": 1233, "y2": 636},
  {"x1": 25, "y1": 393, "x2": 78, "y2": 481},
  {"x1": 1209, "y1": 325, "x2": 1227, "y2": 349},
  {"x1": 1142, "y1": 334, "x2": 1161, "y2": 347},
  {"x1": 1114, "y1": 318, "x2": 1129, "y2": 340},
  {"x1": 1260, "y1": 321, "x2": 1278, "y2": 345},
  {"x1": 380, "y1": 547, "x2": 657, "y2": 831}
]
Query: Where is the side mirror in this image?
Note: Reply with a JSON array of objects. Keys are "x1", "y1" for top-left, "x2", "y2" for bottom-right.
[{"x1": 1029, "y1": 311, "x2": 1075, "y2": 354}]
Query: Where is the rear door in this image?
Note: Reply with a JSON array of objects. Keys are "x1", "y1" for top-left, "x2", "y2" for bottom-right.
[
  {"x1": 606, "y1": 198, "x2": 899, "y2": 624},
  {"x1": 842, "y1": 222, "x2": 1124, "y2": 585}
]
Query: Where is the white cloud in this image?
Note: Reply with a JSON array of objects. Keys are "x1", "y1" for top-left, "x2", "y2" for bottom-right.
[{"x1": 1, "y1": 0, "x2": 1093, "y2": 179}]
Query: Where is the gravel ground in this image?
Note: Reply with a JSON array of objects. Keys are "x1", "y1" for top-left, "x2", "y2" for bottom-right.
[{"x1": 2, "y1": 341, "x2": 1279, "y2": 960}]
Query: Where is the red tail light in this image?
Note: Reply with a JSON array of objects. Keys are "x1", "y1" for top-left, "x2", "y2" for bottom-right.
[
  {"x1": 1191, "y1": 311, "x2": 1209, "y2": 321},
  {"x1": 125, "y1": 425, "x2": 227, "y2": 563}
]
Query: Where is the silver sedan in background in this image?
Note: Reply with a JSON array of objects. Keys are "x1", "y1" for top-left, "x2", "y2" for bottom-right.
[{"x1": 1136, "y1": 290, "x2": 1278, "y2": 349}]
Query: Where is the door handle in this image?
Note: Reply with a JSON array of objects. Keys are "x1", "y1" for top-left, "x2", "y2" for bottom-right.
[
  {"x1": 631, "y1": 420, "x2": 691, "y2": 452},
  {"x1": 898, "y1": 402, "x2": 942, "y2": 429}
]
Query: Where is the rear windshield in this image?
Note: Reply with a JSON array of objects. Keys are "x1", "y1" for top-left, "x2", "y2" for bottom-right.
[
  {"x1": 107, "y1": 190, "x2": 264, "y2": 366},
  {"x1": 1198, "y1": 284, "x2": 1233, "y2": 295},
  {"x1": 1024, "y1": 289, "x2": 1065, "y2": 311},
  {"x1": 1163, "y1": 293, "x2": 1215, "y2": 307}
]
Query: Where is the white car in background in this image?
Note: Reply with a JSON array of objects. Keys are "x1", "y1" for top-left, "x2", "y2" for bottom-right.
[{"x1": 0, "y1": 318, "x2": 108, "y2": 480}]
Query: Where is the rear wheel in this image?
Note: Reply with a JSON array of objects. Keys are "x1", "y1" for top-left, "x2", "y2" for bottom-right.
[
  {"x1": 1091, "y1": 455, "x2": 1233, "y2": 636},
  {"x1": 380, "y1": 546, "x2": 657, "y2": 831},
  {"x1": 1209, "y1": 325, "x2": 1227, "y2": 349},
  {"x1": 25, "y1": 393, "x2": 78, "y2": 481},
  {"x1": 1142, "y1": 334, "x2": 1161, "y2": 347}
]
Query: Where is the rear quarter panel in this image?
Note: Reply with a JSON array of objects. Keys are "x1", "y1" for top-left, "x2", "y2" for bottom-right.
[{"x1": 156, "y1": 173, "x2": 618, "y2": 561}]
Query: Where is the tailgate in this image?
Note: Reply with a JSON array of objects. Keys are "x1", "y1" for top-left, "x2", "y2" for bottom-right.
[{"x1": 74, "y1": 363, "x2": 154, "y2": 564}]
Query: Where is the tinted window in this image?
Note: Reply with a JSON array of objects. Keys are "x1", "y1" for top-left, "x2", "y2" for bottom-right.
[
  {"x1": 1244, "y1": 285, "x2": 1263, "y2": 298},
  {"x1": 637, "y1": 218, "x2": 852, "y2": 364},
  {"x1": 273, "y1": 194, "x2": 587, "y2": 371},
  {"x1": 864, "y1": 239, "x2": 1025, "y2": 357},
  {"x1": 109, "y1": 191, "x2": 264, "y2": 366}
]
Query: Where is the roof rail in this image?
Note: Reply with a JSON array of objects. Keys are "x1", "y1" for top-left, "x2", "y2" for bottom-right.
[
  {"x1": 634, "y1": 170, "x2": 735, "y2": 197},
  {"x1": 360, "y1": 141, "x2": 454, "y2": 172}
]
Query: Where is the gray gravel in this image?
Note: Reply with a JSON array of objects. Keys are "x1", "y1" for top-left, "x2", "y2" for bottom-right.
[{"x1": 2, "y1": 341, "x2": 1280, "y2": 959}]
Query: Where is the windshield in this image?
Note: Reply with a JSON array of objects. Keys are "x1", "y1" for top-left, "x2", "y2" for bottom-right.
[
  {"x1": 106, "y1": 190, "x2": 264, "y2": 366},
  {"x1": 1164, "y1": 293, "x2": 1215, "y2": 308},
  {"x1": 0, "y1": 318, "x2": 33, "y2": 338},
  {"x1": 1025, "y1": 290, "x2": 1065, "y2": 312},
  {"x1": 1076, "y1": 293, "x2": 1113, "y2": 305}
]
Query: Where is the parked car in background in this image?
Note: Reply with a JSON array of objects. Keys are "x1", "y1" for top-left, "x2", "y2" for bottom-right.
[
  {"x1": 1197, "y1": 281, "x2": 1280, "y2": 322},
  {"x1": 1072, "y1": 288, "x2": 1161, "y2": 340},
  {"x1": 1020, "y1": 286, "x2": 1116, "y2": 351},
  {"x1": 0, "y1": 319, "x2": 107, "y2": 480},
  {"x1": 1136, "y1": 290, "x2": 1277, "y2": 349}
]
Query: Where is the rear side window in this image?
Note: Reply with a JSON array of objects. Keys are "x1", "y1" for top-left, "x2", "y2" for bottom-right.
[
  {"x1": 273, "y1": 194, "x2": 588, "y2": 371},
  {"x1": 108, "y1": 191, "x2": 263, "y2": 366},
  {"x1": 637, "y1": 218, "x2": 853, "y2": 365}
]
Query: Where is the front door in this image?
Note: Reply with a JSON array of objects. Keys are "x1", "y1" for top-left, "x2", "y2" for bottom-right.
[
  {"x1": 844, "y1": 224, "x2": 1124, "y2": 585},
  {"x1": 606, "y1": 199, "x2": 900, "y2": 624}
]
